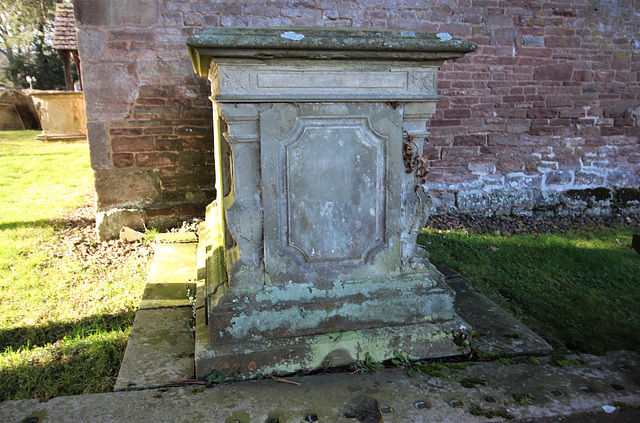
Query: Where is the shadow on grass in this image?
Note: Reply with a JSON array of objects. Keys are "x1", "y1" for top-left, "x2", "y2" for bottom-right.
[
  {"x1": 0, "y1": 215, "x2": 94, "y2": 232},
  {"x1": 0, "y1": 311, "x2": 136, "y2": 354},
  {"x1": 0, "y1": 219, "x2": 56, "y2": 231},
  {"x1": 0, "y1": 327, "x2": 129, "y2": 402}
]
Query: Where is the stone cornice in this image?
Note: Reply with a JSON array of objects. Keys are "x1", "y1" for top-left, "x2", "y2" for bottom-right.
[{"x1": 187, "y1": 27, "x2": 477, "y2": 77}]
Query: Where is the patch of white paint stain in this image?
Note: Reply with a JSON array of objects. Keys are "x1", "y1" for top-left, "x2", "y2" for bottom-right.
[
  {"x1": 281, "y1": 31, "x2": 305, "y2": 41},
  {"x1": 321, "y1": 201, "x2": 334, "y2": 217}
]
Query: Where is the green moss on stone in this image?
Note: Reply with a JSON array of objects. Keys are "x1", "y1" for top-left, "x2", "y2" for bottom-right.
[
  {"x1": 469, "y1": 404, "x2": 514, "y2": 420},
  {"x1": 615, "y1": 188, "x2": 640, "y2": 206},
  {"x1": 565, "y1": 188, "x2": 612, "y2": 203},
  {"x1": 459, "y1": 376, "x2": 487, "y2": 388}
]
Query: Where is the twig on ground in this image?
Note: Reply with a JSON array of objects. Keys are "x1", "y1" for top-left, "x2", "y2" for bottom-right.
[
  {"x1": 169, "y1": 377, "x2": 206, "y2": 386},
  {"x1": 268, "y1": 375, "x2": 301, "y2": 385}
]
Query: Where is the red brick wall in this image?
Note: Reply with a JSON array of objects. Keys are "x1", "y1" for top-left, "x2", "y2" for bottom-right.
[
  {"x1": 424, "y1": 0, "x2": 639, "y2": 214},
  {"x1": 75, "y1": 0, "x2": 639, "y2": 231}
]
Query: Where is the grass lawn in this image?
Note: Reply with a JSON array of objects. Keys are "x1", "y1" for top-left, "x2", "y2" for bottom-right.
[
  {"x1": 419, "y1": 226, "x2": 640, "y2": 355},
  {"x1": 0, "y1": 131, "x2": 152, "y2": 402}
]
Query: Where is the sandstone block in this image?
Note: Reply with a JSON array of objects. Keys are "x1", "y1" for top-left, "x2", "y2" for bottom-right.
[
  {"x1": 533, "y1": 63, "x2": 573, "y2": 81},
  {"x1": 75, "y1": 0, "x2": 159, "y2": 28},
  {"x1": 94, "y1": 168, "x2": 161, "y2": 208},
  {"x1": 86, "y1": 120, "x2": 111, "y2": 168},
  {"x1": 135, "y1": 152, "x2": 179, "y2": 167},
  {"x1": 113, "y1": 153, "x2": 135, "y2": 168},
  {"x1": 111, "y1": 136, "x2": 154, "y2": 152},
  {"x1": 497, "y1": 156, "x2": 525, "y2": 173},
  {"x1": 453, "y1": 134, "x2": 486, "y2": 146},
  {"x1": 488, "y1": 133, "x2": 519, "y2": 146},
  {"x1": 82, "y1": 61, "x2": 138, "y2": 120},
  {"x1": 545, "y1": 170, "x2": 573, "y2": 186},
  {"x1": 96, "y1": 208, "x2": 148, "y2": 240},
  {"x1": 506, "y1": 119, "x2": 531, "y2": 134}
]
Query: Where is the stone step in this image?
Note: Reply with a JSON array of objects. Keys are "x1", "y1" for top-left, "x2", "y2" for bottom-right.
[
  {"x1": 114, "y1": 235, "x2": 198, "y2": 391},
  {"x1": 5, "y1": 351, "x2": 640, "y2": 422}
]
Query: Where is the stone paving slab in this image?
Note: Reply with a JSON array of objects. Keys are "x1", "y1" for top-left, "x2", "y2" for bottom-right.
[
  {"x1": 3, "y1": 351, "x2": 640, "y2": 422},
  {"x1": 139, "y1": 281, "x2": 195, "y2": 310},
  {"x1": 114, "y1": 239, "x2": 197, "y2": 391},
  {"x1": 145, "y1": 242, "x2": 197, "y2": 283},
  {"x1": 154, "y1": 232, "x2": 198, "y2": 244},
  {"x1": 433, "y1": 263, "x2": 553, "y2": 357},
  {"x1": 113, "y1": 307, "x2": 195, "y2": 391}
]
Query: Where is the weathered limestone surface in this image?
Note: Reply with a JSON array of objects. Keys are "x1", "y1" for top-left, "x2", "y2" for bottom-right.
[
  {"x1": 29, "y1": 91, "x2": 87, "y2": 142},
  {"x1": 189, "y1": 27, "x2": 476, "y2": 379},
  {"x1": 0, "y1": 90, "x2": 40, "y2": 131}
]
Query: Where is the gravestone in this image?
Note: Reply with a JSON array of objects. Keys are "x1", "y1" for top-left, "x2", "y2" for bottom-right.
[
  {"x1": 29, "y1": 91, "x2": 87, "y2": 142},
  {"x1": 187, "y1": 27, "x2": 477, "y2": 379}
]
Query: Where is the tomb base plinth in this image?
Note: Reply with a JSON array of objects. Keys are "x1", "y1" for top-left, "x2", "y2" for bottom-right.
[
  {"x1": 196, "y1": 310, "x2": 470, "y2": 379},
  {"x1": 188, "y1": 27, "x2": 477, "y2": 379}
]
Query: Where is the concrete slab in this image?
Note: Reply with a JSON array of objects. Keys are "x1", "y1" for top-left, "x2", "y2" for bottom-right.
[{"x1": 3, "y1": 351, "x2": 640, "y2": 422}]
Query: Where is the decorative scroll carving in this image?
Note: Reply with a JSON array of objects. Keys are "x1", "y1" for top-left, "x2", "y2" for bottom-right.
[{"x1": 208, "y1": 61, "x2": 221, "y2": 96}]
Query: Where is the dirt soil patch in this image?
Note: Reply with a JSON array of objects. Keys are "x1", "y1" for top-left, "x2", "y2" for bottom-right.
[{"x1": 53, "y1": 194, "x2": 155, "y2": 267}]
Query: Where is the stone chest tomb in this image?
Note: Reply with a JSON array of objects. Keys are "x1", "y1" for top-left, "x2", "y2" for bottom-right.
[{"x1": 187, "y1": 27, "x2": 477, "y2": 378}]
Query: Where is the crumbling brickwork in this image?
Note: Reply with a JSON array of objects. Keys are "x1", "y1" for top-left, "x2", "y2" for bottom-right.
[{"x1": 73, "y1": 0, "x2": 639, "y2": 236}]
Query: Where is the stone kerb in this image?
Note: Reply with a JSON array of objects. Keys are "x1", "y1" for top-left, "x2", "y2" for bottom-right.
[{"x1": 188, "y1": 27, "x2": 477, "y2": 379}]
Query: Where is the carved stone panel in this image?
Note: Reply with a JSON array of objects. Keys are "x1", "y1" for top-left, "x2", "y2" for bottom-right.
[
  {"x1": 261, "y1": 103, "x2": 403, "y2": 284},
  {"x1": 212, "y1": 60, "x2": 440, "y2": 102},
  {"x1": 284, "y1": 117, "x2": 386, "y2": 262}
]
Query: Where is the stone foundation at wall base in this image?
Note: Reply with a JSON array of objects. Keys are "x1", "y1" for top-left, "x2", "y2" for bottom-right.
[
  {"x1": 96, "y1": 205, "x2": 206, "y2": 240},
  {"x1": 428, "y1": 186, "x2": 640, "y2": 217},
  {"x1": 96, "y1": 208, "x2": 148, "y2": 241}
]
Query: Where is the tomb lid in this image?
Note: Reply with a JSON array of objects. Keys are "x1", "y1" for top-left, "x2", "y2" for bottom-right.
[{"x1": 187, "y1": 27, "x2": 477, "y2": 77}]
